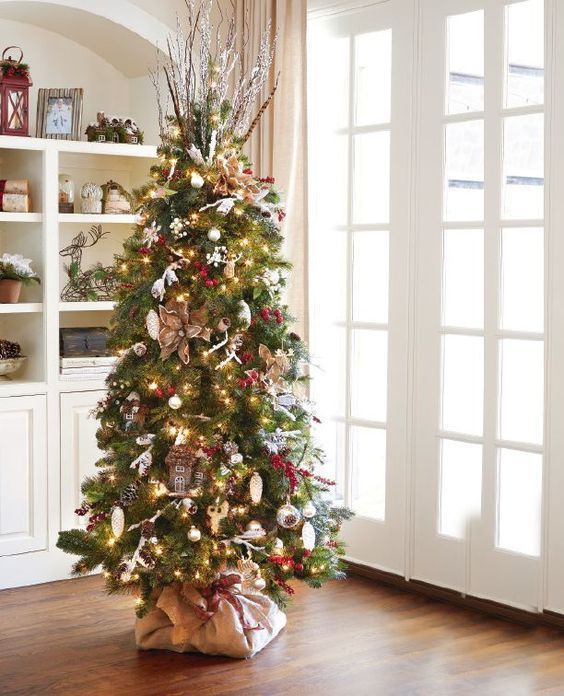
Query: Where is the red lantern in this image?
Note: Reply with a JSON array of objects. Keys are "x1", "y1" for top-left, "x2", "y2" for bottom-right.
[{"x1": 0, "y1": 46, "x2": 32, "y2": 137}]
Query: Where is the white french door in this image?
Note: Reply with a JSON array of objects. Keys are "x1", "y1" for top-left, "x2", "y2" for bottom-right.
[
  {"x1": 413, "y1": 0, "x2": 546, "y2": 610},
  {"x1": 308, "y1": 0, "x2": 564, "y2": 614},
  {"x1": 308, "y1": 0, "x2": 414, "y2": 573}
]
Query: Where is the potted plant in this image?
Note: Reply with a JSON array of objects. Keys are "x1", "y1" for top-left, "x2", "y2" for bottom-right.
[{"x1": 0, "y1": 253, "x2": 40, "y2": 303}]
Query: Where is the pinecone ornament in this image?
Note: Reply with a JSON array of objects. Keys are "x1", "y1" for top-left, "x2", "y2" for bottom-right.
[
  {"x1": 120, "y1": 481, "x2": 140, "y2": 506},
  {"x1": 0, "y1": 339, "x2": 21, "y2": 359},
  {"x1": 140, "y1": 520, "x2": 155, "y2": 539}
]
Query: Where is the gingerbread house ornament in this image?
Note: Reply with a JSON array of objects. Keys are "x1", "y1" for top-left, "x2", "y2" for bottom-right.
[
  {"x1": 165, "y1": 444, "x2": 194, "y2": 496},
  {"x1": 120, "y1": 391, "x2": 147, "y2": 432}
]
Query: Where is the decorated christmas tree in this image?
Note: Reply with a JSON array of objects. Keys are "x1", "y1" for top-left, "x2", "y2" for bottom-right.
[{"x1": 57, "y1": 2, "x2": 352, "y2": 658}]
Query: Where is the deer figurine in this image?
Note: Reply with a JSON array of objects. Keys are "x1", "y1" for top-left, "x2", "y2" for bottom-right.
[{"x1": 59, "y1": 225, "x2": 117, "y2": 302}]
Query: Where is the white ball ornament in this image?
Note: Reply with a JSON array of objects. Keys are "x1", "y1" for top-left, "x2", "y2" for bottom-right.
[
  {"x1": 303, "y1": 501, "x2": 317, "y2": 518},
  {"x1": 187, "y1": 526, "x2": 201, "y2": 542},
  {"x1": 207, "y1": 227, "x2": 221, "y2": 242},
  {"x1": 245, "y1": 520, "x2": 266, "y2": 537},
  {"x1": 253, "y1": 572, "x2": 266, "y2": 591},
  {"x1": 190, "y1": 172, "x2": 204, "y2": 189},
  {"x1": 168, "y1": 394, "x2": 183, "y2": 410}
]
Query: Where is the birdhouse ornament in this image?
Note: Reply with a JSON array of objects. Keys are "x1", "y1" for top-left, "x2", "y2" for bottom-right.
[{"x1": 0, "y1": 47, "x2": 32, "y2": 137}]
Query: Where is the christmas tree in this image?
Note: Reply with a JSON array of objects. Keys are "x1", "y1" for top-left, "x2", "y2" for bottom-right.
[{"x1": 57, "y1": 2, "x2": 352, "y2": 648}]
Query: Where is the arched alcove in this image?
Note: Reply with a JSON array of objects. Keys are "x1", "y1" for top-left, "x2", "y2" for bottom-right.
[{"x1": 0, "y1": 0, "x2": 171, "y2": 142}]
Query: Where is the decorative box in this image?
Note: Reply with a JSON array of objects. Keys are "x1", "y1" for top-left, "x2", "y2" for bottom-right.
[{"x1": 59, "y1": 327, "x2": 109, "y2": 357}]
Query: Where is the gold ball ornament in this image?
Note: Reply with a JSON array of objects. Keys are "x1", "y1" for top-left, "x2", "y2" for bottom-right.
[
  {"x1": 168, "y1": 394, "x2": 183, "y2": 410},
  {"x1": 187, "y1": 525, "x2": 201, "y2": 542}
]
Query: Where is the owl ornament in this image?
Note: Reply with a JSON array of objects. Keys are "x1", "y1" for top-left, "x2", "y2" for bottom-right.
[{"x1": 206, "y1": 500, "x2": 230, "y2": 535}]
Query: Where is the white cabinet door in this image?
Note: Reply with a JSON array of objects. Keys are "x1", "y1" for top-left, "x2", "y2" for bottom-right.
[
  {"x1": 0, "y1": 395, "x2": 47, "y2": 556},
  {"x1": 60, "y1": 391, "x2": 105, "y2": 531}
]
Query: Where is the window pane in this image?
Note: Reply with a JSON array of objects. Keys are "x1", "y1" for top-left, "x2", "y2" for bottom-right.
[
  {"x1": 352, "y1": 230, "x2": 389, "y2": 323},
  {"x1": 442, "y1": 334, "x2": 484, "y2": 436},
  {"x1": 353, "y1": 131, "x2": 390, "y2": 224},
  {"x1": 354, "y1": 29, "x2": 392, "y2": 126},
  {"x1": 314, "y1": 419, "x2": 346, "y2": 503},
  {"x1": 444, "y1": 120, "x2": 484, "y2": 221},
  {"x1": 310, "y1": 228, "x2": 347, "y2": 324},
  {"x1": 502, "y1": 114, "x2": 544, "y2": 220},
  {"x1": 351, "y1": 329, "x2": 387, "y2": 422},
  {"x1": 439, "y1": 439, "x2": 482, "y2": 539},
  {"x1": 500, "y1": 227, "x2": 544, "y2": 332},
  {"x1": 505, "y1": 0, "x2": 544, "y2": 108},
  {"x1": 499, "y1": 339, "x2": 544, "y2": 445},
  {"x1": 310, "y1": 325, "x2": 347, "y2": 419},
  {"x1": 446, "y1": 10, "x2": 484, "y2": 114},
  {"x1": 497, "y1": 448, "x2": 542, "y2": 556},
  {"x1": 308, "y1": 33, "x2": 349, "y2": 130},
  {"x1": 311, "y1": 133, "x2": 348, "y2": 227},
  {"x1": 350, "y1": 425, "x2": 386, "y2": 519},
  {"x1": 443, "y1": 228, "x2": 484, "y2": 329}
]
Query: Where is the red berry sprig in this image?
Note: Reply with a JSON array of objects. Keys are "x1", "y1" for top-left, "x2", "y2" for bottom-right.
[{"x1": 270, "y1": 453, "x2": 299, "y2": 492}]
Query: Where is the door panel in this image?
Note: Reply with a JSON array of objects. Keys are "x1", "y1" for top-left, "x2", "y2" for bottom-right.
[
  {"x1": 0, "y1": 395, "x2": 47, "y2": 556},
  {"x1": 60, "y1": 391, "x2": 105, "y2": 531}
]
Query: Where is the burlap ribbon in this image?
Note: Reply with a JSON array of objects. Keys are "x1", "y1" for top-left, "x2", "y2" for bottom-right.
[{"x1": 191, "y1": 574, "x2": 263, "y2": 631}]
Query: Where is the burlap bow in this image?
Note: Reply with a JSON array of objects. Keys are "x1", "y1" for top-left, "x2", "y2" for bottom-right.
[
  {"x1": 191, "y1": 574, "x2": 263, "y2": 631},
  {"x1": 158, "y1": 299, "x2": 211, "y2": 364}
]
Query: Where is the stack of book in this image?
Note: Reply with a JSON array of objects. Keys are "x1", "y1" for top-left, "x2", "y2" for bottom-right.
[{"x1": 59, "y1": 355, "x2": 117, "y2": 381}]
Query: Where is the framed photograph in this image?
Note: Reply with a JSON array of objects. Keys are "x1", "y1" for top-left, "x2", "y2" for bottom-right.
[{"x1": 36, "y1": 88, "x2": 83, "y2": 140}]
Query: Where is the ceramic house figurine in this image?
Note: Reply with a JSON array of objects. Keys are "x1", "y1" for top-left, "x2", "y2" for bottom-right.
[
  {"x1": 165, "y1": 444, "x2": 194, "y2": 495},
  {"x1": 120, "y1": 391, "x2": 147, "y2": 432},
  {"x1": 102, "y1": 180, "x2": 131, "y2": 215},
  {"x1": 80, "y1": 182, "x2": 103, "y2": 214}
]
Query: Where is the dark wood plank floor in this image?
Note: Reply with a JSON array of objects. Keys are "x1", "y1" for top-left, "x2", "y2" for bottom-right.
[{"x1": 2, "y1": 575, "x2": 564, "y2": 695}]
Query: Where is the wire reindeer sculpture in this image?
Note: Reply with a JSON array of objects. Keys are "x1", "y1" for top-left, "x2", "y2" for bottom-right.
[{"x1": 59, "y1": 225, "x2": 118, "y2": 302}]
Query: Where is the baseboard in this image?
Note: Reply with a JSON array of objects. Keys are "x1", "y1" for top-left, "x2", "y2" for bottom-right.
[{"x1": 347, "y1": 561, "x2": 564, "y2": 630}]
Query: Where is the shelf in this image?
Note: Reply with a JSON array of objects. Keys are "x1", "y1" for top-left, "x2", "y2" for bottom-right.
[
  {"x1": 0, "y1": 135, "x2": 157, "y2": 159},
  {"x1": 0, "y1": 213, "x2": 42, "y2": 223},
  {"x1": 57, "y1": 379, "x2": 108, "y2": 393},
  {"x1": 0, "y1": 380, "x2": 48, "y2": 398},
  {"x1": 59, "y1": 301, "x2": 115, "y2": 312},
  {"x1": 59, "y1": 214, "x2": 138, "y2": 224},
  {"x1": 0, "y1": 303, "x2": 43, "y2": 314}
]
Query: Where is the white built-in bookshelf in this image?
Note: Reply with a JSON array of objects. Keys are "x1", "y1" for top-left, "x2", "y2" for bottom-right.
[{"x1": 0, "y1": 134, "x2": 157, "y2": 397}]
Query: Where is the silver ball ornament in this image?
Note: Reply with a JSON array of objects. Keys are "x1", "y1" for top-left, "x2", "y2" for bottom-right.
[
  {"x1": 168, "y1": 394, "x2": 182, "y2": 410},
  {"x1": 187, "y1": 525, "x2": 201, "y2": 542},
  {"x1": 276, "y1": 503, "x2": 301, "y2": 529},
  {"x1": 207, "y1": 227, "x2": 221, "y2": 242}
]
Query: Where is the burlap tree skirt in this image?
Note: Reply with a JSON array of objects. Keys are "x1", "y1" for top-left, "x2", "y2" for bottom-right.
[{"x1": 135, "y1": 576, "x2": 287, "y2": 658}]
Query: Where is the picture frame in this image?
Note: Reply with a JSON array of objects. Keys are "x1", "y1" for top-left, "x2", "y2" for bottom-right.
[{"x1": 36, "y1": 88, "x2": 83, "y2": 140}]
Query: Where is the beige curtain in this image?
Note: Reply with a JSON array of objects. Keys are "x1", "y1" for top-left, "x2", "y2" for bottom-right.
[{"x1": 234, "y1": 0, "x2": 309, "y2": 339}]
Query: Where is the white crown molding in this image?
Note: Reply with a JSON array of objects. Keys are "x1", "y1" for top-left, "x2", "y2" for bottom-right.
[{"x1": 307, "y1": 0, "x2": 391, "y2": 21}]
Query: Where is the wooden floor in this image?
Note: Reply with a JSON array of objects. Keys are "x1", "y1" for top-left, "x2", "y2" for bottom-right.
[{"x1": 2, "y1": 576, "x2": 564, "y2": 696}]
